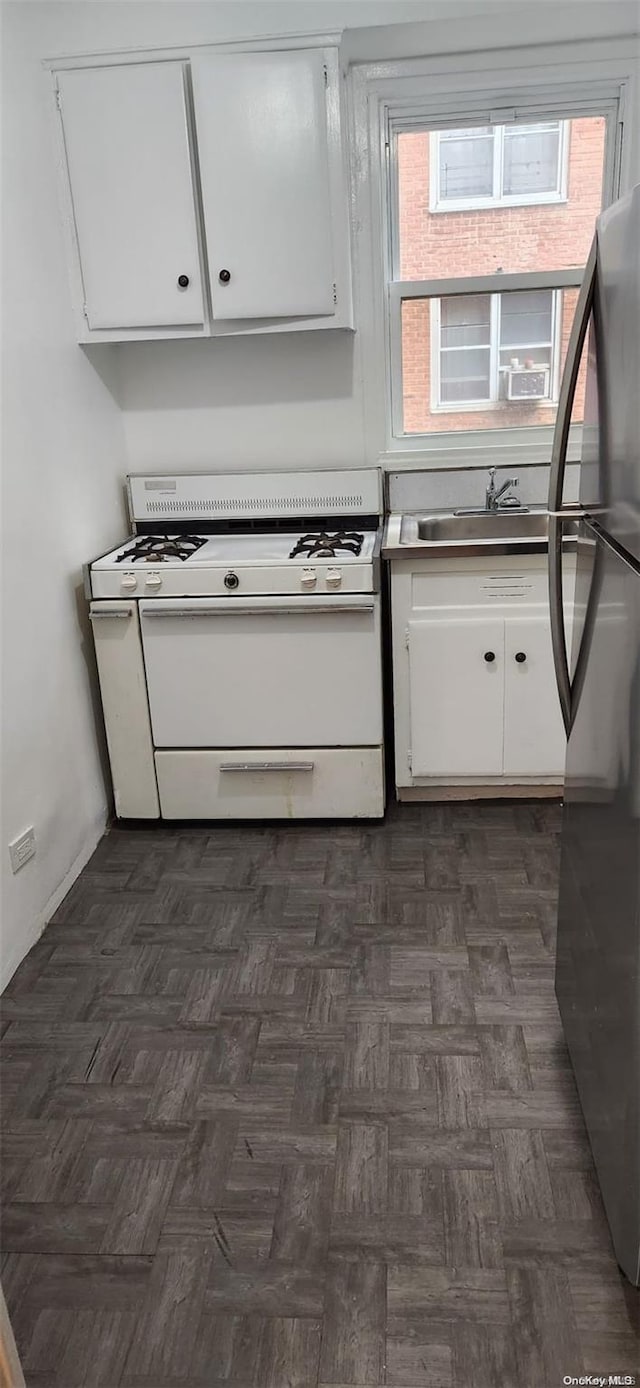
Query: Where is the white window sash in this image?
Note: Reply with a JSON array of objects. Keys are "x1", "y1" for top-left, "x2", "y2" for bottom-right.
[
  {"x1": 501, "y1": 120, "x2": 569, "y2": 202},
  {"x1": 496, "y1": 288, "x2": 555, "y2": 361},
  {"x1": 550, "y1": 287, "x2": 564, "y2": 403},
  {"x1": 495, "y1": 124, "x2": 505, "y2": 202},
  {"x1": 431, "y1": 127, "x2": 497, "y2": 208},
  {"x1": 429, "y1": 298, "x2": 440, "y2": 414},
  {"x1": 431, "y1": 289, "x2": 559, "y2": 413},
  {"x1": 431, "y1": 297, "x2": 493, "y2": 410},
  {"x1": 391, "y1": 273, "x2": 581, "y2": 435},
  {"x1": 489, "y1": 294, "x2": 500, "y2": 402},
  {"x1": 430, "y1": 120, "x2": 570, "y2": 212},
  {"x1": 390, "y1": 268, "x2": 583, "y2": 302}
]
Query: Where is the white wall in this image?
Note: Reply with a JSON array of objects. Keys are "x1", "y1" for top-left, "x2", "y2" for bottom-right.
[
  {"x1": 1, "y1": 4, "x2": 130, "y2": 988},
  {"x1": 1, "y1": 1, "x2": 452, "y2": 989},
  {"x1": 2, "y1": 0, "x2": 638, "y2": 987},
  {"x1": 108, "y1": 0, "x2": 639, "y2": 472}
]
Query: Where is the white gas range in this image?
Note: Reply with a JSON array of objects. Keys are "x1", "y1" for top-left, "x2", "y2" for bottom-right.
[{"x1": 87, "y1": 469, "x2": 385, "y2": 821}]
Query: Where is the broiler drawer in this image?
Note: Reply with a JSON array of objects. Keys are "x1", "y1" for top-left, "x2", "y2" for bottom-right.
[{"x1": 155, "y1": 747, "x2": 385, "y2": 819}]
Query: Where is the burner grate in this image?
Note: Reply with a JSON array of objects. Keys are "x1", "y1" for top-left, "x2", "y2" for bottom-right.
[
  {"x1": 116, "y1": 535, "x2": 208, "y2": 564},
  {"x1": 289, "y1": 531, "x2": 364, "y2": 560}
]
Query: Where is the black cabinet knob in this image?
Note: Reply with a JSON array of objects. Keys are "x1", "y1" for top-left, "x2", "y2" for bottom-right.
[
  {"x1": 484, "y1": 651, "x2": 496, "y2": 663},
  {"x1": 515, "y1": 651, "x2": 527, "y2": 663},
  {"x1": 218, "y1": 269, "x2": 231, "y2": 284},
  {"x1": 224, "y1": 571, "x2": 239, "y2": 591},
  {"x1": 177, "y1": 274, "x2": 189, "y2": 288}
]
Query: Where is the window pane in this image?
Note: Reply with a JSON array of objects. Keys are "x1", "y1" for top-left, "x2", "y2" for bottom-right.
[
  {"x1": 499, "y1": 289, "x2": 553, "y2": 348},
  {"x1": 438, "y1": 131, "x2": 494, "y2": 200},
  {"x1": 498, "y1": 345, "x2": 552, "y2": 370},
  {"x1": 397, "y1": 116, "x2": 606, "y2": 278},
  {"x1": 441, "y1": 293, "x2": 491, "y2": 348},
  {"x1": 503, "y1": 124, "x2": 561, "y2": 196},
  {"x1": 441, "y1": 346, "x2": 491, "y2": 402},
  {"x1": 400, "y1": 288, "x2": 586, "y2": 434}
]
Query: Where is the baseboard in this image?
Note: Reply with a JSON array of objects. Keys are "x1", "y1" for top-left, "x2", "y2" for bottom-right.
[
  {"x1": 397, "y1": 784, "x2": 564, "y2": 801},
  {"x1": 1, "y1": 809, "x2": 109, "y2": 992}
]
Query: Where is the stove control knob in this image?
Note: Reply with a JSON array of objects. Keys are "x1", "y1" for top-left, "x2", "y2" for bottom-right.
[
  {"x1": 145, "y1": 572, "x2": 162, "y2": 590},
  {"x1": 326, "y1": 568, "x2": 342, "y2": 588},
  {"x1": 121, "y1": 572, "x2": 137, "y2": 591},
  {"x1": 224, "y1": 571, "x2": 239, "y2": 591},
  {"x1": 301, "y1": 569, "x2": 317, "y2": 589}
]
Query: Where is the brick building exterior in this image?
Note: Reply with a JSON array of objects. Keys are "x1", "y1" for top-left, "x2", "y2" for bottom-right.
[{"x1": 398, "y1": 117, "x2": 606, "y2": 434}]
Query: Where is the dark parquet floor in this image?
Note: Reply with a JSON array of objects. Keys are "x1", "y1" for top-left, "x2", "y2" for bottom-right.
[{"x1": 1, "y1": 801, "x2": 638, "y2": 1387}]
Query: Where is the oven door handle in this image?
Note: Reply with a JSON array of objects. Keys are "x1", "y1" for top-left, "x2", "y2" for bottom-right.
[{"x1": 140, "y1": 601, "x2": 375, "y2": 617}]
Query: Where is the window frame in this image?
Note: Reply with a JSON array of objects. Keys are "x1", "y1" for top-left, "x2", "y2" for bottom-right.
[
  {"x1": 429, "y1": 120, "x2": 569, "y2": 212},
  {"x1": 369, "y1": 70, "x2": 627, "y2": 464},
  {"x1": 350, "y1": 44, "x2": 636, "y2": 469},
  {"x1": 429, "y1": 287, "x2": 561, "y2": 412}
]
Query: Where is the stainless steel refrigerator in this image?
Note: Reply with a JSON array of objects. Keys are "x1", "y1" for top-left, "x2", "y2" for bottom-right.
[{"x1": 548, "y1": 182, "x2": 640, "y2": 1286}]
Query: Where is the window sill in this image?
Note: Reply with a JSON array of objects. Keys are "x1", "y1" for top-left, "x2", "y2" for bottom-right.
[
  {"x1": 430, "y1": 400, "x2": 558, "y2": 414},
  {"x1": 381, "y1": 423, "x2": 583, "y2": 470},
  {"x1": 428, "y1": 193, "x2": 568, "y2": 214}
]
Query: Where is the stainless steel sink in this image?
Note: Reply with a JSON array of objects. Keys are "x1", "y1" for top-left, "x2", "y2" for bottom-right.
[
  {"x1": 384, "y1": 509, "x2": 580, "y2": 559},
  {"x1": 416, "y1": 511, "x2": 554, "y2": 542}
]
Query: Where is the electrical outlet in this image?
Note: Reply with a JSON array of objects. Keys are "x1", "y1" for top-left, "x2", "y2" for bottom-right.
[{"x1": 9, "y1": 827, "x2": 36, "y2": 874}]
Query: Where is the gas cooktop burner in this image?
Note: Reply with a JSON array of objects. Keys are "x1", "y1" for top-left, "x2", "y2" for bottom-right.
[
  {"x1": 116, "y1": 535, "x2": 208, "y2": 564},
  {"x1": 289, "y1": 531, "x2": 365, "y2": 560}
]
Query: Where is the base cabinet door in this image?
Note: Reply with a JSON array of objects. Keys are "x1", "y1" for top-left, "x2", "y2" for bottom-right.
[
  {"x1": 408, "y1": 617, "x2": 504, "y2": 777},
  {"x1": 57, "y1": 63, "x2": 205, "y2": 331},
  {"x1": 503, "y1": 613, "x2": 567, "y2": 776}
]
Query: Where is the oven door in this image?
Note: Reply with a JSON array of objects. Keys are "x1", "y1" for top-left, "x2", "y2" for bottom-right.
[{"x1": 139, "y1": 593, "x2": 382, "y2": 748}]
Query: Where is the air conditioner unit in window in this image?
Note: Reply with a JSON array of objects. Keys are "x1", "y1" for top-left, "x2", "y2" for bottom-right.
[{"x1": 504, "y1": 366, "x2": 551, "y2": 401}]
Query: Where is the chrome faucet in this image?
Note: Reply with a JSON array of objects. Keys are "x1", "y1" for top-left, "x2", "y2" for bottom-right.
[{"x1": 485, "y1": 467, "x2": 520, "y2": 511}]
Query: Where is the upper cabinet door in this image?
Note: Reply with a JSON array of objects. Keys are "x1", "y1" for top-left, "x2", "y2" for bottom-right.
[
  {"x1": 191, "y1": 50, "x2": 336, "y2": 320},
  {"x1": 57, "y1": 64, "x2": 205, "y2": 331}
]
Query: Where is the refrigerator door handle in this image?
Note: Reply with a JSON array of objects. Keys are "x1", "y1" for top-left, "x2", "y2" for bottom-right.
[
  {"x1": 548, "y1": 236, "x2": 598, "y2": 736},
  {"x1": 549, "y1": 516, "x2": 573, "y2": 735}
]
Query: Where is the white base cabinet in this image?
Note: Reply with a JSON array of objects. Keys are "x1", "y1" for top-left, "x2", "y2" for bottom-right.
[{"x1": 391, "y1": 551, "x2": 575, "y2": 794}]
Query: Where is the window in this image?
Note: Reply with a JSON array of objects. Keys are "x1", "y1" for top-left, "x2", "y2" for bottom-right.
[
  {"x1": 438, "y1": 294, "x2": 491, "y2": 403},
  {"x1": 432, "y1": 122, "x2": 567, "y2": 210},
  {"x1": 434, "y1": 289, "x2": 557, "y2": 408},
  {"x1": 389, "y1": 105, "x2": 613, "y2": 446}
]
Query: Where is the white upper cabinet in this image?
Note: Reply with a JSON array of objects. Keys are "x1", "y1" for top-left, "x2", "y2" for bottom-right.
[
  {"x1": 56, "y1": 63, "x2": 205, "y2": 333},
  {"x1": 192, "y1": 50, "x2": 336, "y2": 321},
  {"x1": 51, "y1": 42, "x2": 352, "y2": 342}
]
